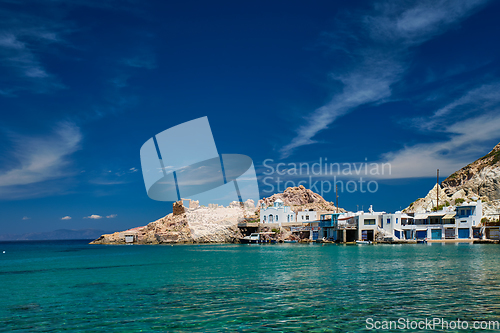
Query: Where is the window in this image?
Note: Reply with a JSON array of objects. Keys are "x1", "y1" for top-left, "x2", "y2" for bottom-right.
[
  {"x1": 276, "y1": 215, "x2": 278, "y2": 221},
  {"x1": 387, "y1": 218, "x2": 391, "y2": 224},
  {"x1": 364, "y1": 219, "x2": 376, "y2": 225},
  {"x1": 302, "y1": 216, "x2": 304, "y2": 220},
  {"x1": 396, "y1": 218, "x2": 398, "y2": 224},
  {"x1": 263, "y1": 216, "x2": 266, "y2": 222},
  {"x1": 306, "y1": 215, "x2": 309, "y2": 220}
]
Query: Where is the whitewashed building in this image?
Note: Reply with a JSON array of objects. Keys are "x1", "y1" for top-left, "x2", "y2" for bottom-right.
[
  {"x1": 260, "y1": 199, "x2": 295, "y2": 225},
  {"x1": 400, "y1": 200, "x2": 483, "y2": 240},
  {"x1": 297, "y1": 210, "x2": 317, "y2": 223}
]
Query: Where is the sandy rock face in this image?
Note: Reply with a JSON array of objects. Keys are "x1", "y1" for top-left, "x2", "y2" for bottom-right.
[
  {"x1": 441, "y1": 142, "x2": 500, "y2": 201},
  {"x1": 173, "y1": 200, "x2": 185, "y2": 216},
  {"x1": 404, "y1": 184, "x2": 454, "y2": 213},
  {"x1": 258, "y1": 185, "x2": 344, "y2": 213}
]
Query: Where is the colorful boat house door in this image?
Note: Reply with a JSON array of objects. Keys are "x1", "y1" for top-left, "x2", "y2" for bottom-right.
[{"x1": 458, "y1": 228, "x2": 470, "y2": 239}]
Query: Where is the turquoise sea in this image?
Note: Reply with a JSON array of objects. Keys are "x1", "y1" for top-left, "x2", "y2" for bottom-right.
[{"x1": 1, "y1": 241, "x2": 500, "y2": 332}]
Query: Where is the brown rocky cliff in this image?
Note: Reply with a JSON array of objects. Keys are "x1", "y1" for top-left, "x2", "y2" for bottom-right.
[
  {"x1": 441, "y1": 142, "x2": 500, "y2": 201},
  {"x1": 258, "y1": 185, "x2": 345, "y2": 212},
  {"x1": 404, "y1": 142, "x2": 500, "y2": 216},
  {"x1": 90, "y1": 201, "x2": 249, "y2": 245}
]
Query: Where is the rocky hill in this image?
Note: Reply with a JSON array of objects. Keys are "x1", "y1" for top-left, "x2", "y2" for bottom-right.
[
  {"x1": 441, "y1": 142, "x2": 500, "y2": 201},
  {"x1": 258, "y1": 185, "x2": 345, "y2": 213},
  {"x1": 90, "y1": 201, "x2": 253, "y2": 245},
  {"x1": 404, "y1": 142, "x2": 500, "y2": 218}
]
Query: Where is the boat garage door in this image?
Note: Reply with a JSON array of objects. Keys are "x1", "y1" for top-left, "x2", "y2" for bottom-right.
[
  {"x1": 489, "y1": 228, "x2": 499, "y2": 240},
  {"x1": 416, "y1": 230, "x2": 427, "y2": 239},
  {"x1": 431, "y1": 229, "x2": 442, "y2": 240},
  {"x1": 458, "y1": 228, "x2": 470, "y2": 239},
  {"x1": 445, "y1": 229, "x2": 455, "y2": 239}
]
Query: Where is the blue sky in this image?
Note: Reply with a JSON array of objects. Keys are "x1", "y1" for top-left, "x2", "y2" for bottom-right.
[{"x1": 1, "y1": 0, "x2": 500, "y2": 235}]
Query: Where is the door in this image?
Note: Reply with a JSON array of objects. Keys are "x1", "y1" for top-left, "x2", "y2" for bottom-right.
[
  {"x1": 431, "y1": 229, "x2": 442, "y2": 240},
  {"x1": 416, "y1": 230, "x2": 427, "y2": 239},
  {"x1": 458, "y1": 228, "x2": 470, "y2": 239},
  {"x1": 394, "y1": 230, "x2": 401, "y2": 239},
  {"x1": 445, "y1": 229, "x2": 455, "y2": 239},
  {"x1": 489, "y1": 228, "x2": 499, "y2": 240}
]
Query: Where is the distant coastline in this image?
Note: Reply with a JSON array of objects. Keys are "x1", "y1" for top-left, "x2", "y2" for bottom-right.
[{"x1": 0, "y1": 229, "x2": 114, "y2": 241}]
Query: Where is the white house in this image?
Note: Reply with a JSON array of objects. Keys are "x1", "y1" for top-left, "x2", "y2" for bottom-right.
[
  {"x1": 400, "y1": 200, "x2": 483, "y2": 240},
  {"x1": 260, "y1": 199, "x2": 295, "y2": 225},
  {"x1": 297, "y1": 210, "x2": 317, "y2": 223},
  {"x1": 454, "y1": 200, "x2": 482, "y2": 239},
  {"x1": 355, "y1": 212, "x2": 381, "y2": 242}
]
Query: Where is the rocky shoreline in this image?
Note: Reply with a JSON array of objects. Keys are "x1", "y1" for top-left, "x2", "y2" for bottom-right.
[{"x1": 90, "y1": 201, "x2": 254, "y2": 245}]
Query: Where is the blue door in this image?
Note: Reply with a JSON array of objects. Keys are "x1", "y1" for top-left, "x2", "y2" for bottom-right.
[
  {"x1": 405, "y1": 230, "x2": 412, "y2": 239},
  {"x1": 458, "y1": 228, "x2": 470, "y2": 239},
  {"x1": 431, "y1": 229, "x2": 442, "y2": 240},
  {"x1": 394, "y1": 230, "x2": 401, "y2": 239},
  {"x1": 416, "y1": 230, "x2": 427, "y2": 239}
]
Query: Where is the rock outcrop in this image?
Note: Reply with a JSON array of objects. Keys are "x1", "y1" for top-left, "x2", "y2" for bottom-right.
[
  {"x1": 404, "y1": 184, "x2": 456, "y2": 213},
  {"x1": 90, "y1": 203, "x2": 252, "y2": 245},
  {"x1": 258, "y1": 185, "x2": 345, "y2": 213},
  {"x1": 441, "y1": 142, "x2": 500, "y2": 201},
  {"x1": 404, "y1": 142, "x2": 500, "y2": 218}
]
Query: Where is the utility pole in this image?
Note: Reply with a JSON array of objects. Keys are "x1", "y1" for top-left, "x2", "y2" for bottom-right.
[
  {"x1": 336, "y1": 185, "x2": 339, "y2": 214},
  {"x1": 437, "y1": 169, "x2": 440, "y2": 210}
]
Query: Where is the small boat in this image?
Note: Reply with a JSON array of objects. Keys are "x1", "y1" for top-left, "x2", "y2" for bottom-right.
[
  {"x1": 283, "y1": 240, "x2": 297, "y2": 243},
  {"x1": 356, "y1": 240, "x2": 372, "y2": 245},
  {"x1": 239, "y1": 233, "x2": 260, "y2": 244}
]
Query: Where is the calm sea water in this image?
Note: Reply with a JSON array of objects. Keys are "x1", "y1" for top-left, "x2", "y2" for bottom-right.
[{"x1": 1, "y1": 241, "x2": 500, "y2": 332}]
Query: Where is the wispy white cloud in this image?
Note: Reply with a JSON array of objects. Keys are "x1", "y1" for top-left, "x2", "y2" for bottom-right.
[
  {"x1": 0, "y1": 122, "x2": 82, "y2": 194},
  {"x1": 61, "y1": 216, "x2": 72, "y2": 220},
  {"x1": 89, "y1": 166, "x2": 139, "y2": 186},
  {"x1": 281, "y1": 0, "x2": 488, "y2": 158},
  {"x1": 379, "y1": 111, "x2": 500, "y2": 178},
  {"x1": 122, "y1": 53, "x2": 156, "y2": 69},
  {"x1": 84, "y1": 214, "x2": 102, "y2": 219},
  {"x1": 0, "y1": 7, "x2": 72, "y2": 94},
  {"x1": 281, "y1": 54, "x2": 404, "y2": 157},
  {"x1": 106, "y1": 214, "x2": 117, "y2": 218},
  {"x1": 366, "y1": 0, "x2": 487, "y2": 43},
  {"x1": 22, "y1": 216, "x2": 30, "y2": 220},
  {"x1": 412, "y1": 82, "x2": 500, "y2": 131}
]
